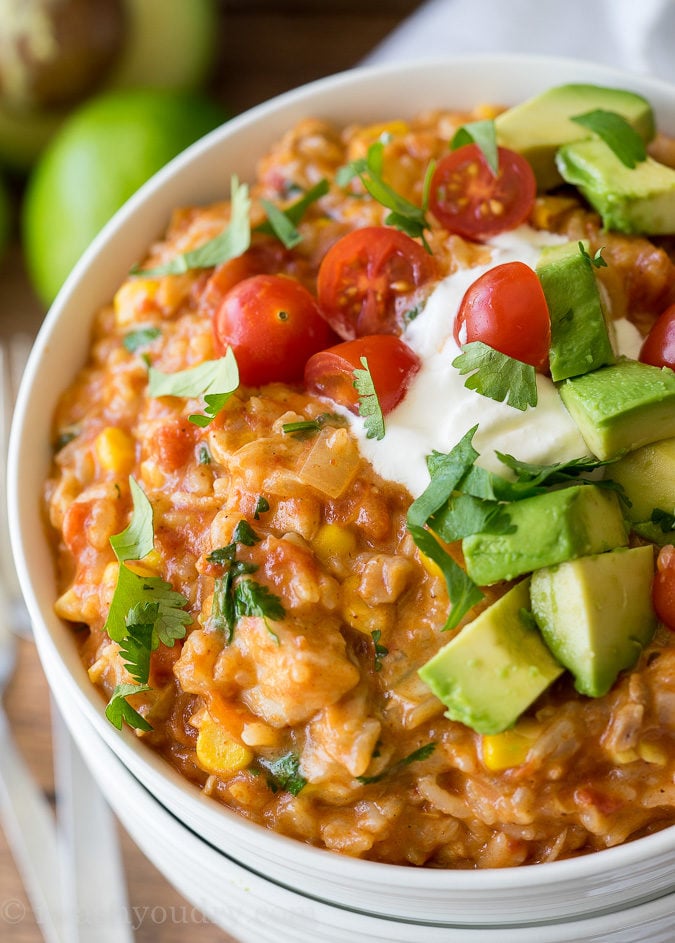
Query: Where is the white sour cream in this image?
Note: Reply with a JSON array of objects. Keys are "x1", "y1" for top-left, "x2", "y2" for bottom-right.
[{"x1": 348, "y1": 226, "x2": 637, "y2": 497}]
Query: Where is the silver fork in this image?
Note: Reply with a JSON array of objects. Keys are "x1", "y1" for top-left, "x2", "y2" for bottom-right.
[{"x1": 1, "y1": 334, "x2": 134, "y2": 943}]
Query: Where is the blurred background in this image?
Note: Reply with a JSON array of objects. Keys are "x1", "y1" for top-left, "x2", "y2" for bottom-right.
[{"x1": 0, "y1": 0, "x2": 423, "y2": 335}]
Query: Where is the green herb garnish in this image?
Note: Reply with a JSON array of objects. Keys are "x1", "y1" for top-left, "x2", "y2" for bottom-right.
[
  {"x1": 357, "y1": 742, "x2": 436, "y2": 785},
  {"x1": 371, "y1": 629, "x2": 389, "y2": 672},
  {"x1": 105, "y1": 683, "x2": 153, "y2": 732},
  {"x1": 254, "y1": 496, "x2": 270, "y2": 519},
  {"x1": 451, "y1": 119, "x2": 499, "y2": 175},
  {"x1": 132, "y1": 176, "x2": 251, "y2": 276},
  {"x1": 255, "y1": 179, "x2": 329, "y2": 248},
  {"x1": 148, "y1": 347, "x2": 239, "y2": 427},
  {"x1": 281, "y1": 412, "x2": 346, "y2": 438},
  {"x1": 258, "y1": 752, "x2": 307, "y2": 796},
  {"x1": 353, "y1": 356, "x2": 385, "y2": 441},
  {"x1": 452, "y1": 342, "x2": 538, "y2": 411},
  {"x1": 651, "y1": 507, "x2": 675, "y2": 532},
  {"x1": 578, "y1": 241, "x2": 608, "y2": 269},
  {"x1": 123, "y1": 327, "x2": 161, "y2": 353},
  {"x1": 571, "y1": 109, "x2": 647, "y2": 168}
]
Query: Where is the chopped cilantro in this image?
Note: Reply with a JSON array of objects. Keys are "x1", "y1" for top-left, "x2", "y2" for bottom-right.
[
  {"x1": 578, "y1": 241, "x2": 608, "y2": 269},
  {"x1": 408, "y1": 522, "x2": 483, "y2": 630},
  {"x1": 123, "y1": 327, "x2": 161, "y2": 352},
  {"x1": 258, "y1": 751, "x2": 307, "y2": 796},
  {"x1": 408, "y1": 425, "x2": 479, "y2": 528},
  {"x1": 110, "y1": 476, "x2": 154, "y2": 563},
  {"x1": 255, "y1": 179, "x2": 329, "y2": 248},
  {"x1": 235, "y1": 579, "x2": 285, "y2": 623},
  {"x1": 371, "y1": 629, "x2": 388, "y2": 672},
  {"x1": 232, "y1": 520, "x2": 260, "y2": 546},
  {"x1": 451, "y1": 119, "x2": 499, "y2": 175},
  {"x1": 651, "y1": 507, "x2": 675, "y2": 532},
  {"x1": 571, "y1": 109, "x2": 647, "y2": 168},
  {"x1": 281, "y1": 412, "x2": 346, "y2": 438},
  {"x1": 338, "y1": 139, "x2": 432, "y2": 251},
  {"x1": 353, "y1": 356, "x2": 385, "y2": 440},
  {"x1": 55, "y1": 429, "x2": 78, "y2": 451},
  {"x1": 148, "y1": 347, "x2": 239, "y2": 427},
  {"x1": 198, "y1": 444, "x2": 212, "y2": 465},
  {"x1": 131, "y1": 176, "x2": 251, "y2": 277},
  {"x1": 357, "y1": 742, "x2": 436, "y2": 785},
  {"x1": 117, "y1": 603, "x2": 158, "y2": 684},
  {"x1": 452, "y1": 342, "x2": 538, "y2": 411},
  {"x1": 254, "y1": 496, "x2": 270, "y2": 519},
  {"x1": 105, "y1": 683, "x2": 152, "y2": 732}
]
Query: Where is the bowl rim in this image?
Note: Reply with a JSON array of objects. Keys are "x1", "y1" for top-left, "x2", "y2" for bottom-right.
[{"x1": 9, "y1": 52, "x2": 675, "y2": 905}]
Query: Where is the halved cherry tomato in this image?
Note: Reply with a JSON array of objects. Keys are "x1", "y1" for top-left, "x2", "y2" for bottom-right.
[
  {"x1": 305, "y1": 334, "x2": 421, "y2": 415},
  {"x1": 213, "y1": 274, "x2": 334, "y2": 386},
  {"x1": 653, "y1": 545, "x2": 675, "y2": 629},
  {"x1": 429, "y1": 144, "x2": 536, "y2": 242},
  {"x1": 639, "y1": 304, "x2": 675, "y2": 369},
  {"x1": 317, "y1": 226, "x2": 437, "y2": 340},
  {"x1": 454, "y1": 260, "x2": 551, "y2": 369}
]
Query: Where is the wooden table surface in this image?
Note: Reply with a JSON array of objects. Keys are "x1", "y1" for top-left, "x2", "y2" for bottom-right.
[{"x1": 0, "y1": 2, "x2": 423, "y2": 940}]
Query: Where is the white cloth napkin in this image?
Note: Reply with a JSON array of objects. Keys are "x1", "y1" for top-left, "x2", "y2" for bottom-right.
[{"x1": 365, "y1": 0, "x2": 675, "y2": 83}]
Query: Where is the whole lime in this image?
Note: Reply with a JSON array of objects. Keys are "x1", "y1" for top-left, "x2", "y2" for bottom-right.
[{"x1": 22, "y1": 87, "x2": 226, "y2": 305}]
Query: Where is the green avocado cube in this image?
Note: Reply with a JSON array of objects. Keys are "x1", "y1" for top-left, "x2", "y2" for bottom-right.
[
  {"x1": 418, "y1": 579, "x2": 563, "y2": 735},
  {"x1": 609, "y1": 437, "x2": 675, "y2": 522},
  {"x1": 559, "y1": 359, "x2": 675, "y2": 460},
  {"x1": 495, "y1": 83, "x2": 654, "y2": 191},
  {"x1": 536, "y1": 240, "x2": 614, "y2": 381},
  {"x1": 462, "y1": 484, "x2": 628, "y2": 586},
  {"x1": 530, "y1": 545, "x2": 656, "y2": 698},
  {"x1": 556, "y1": 138, "x2": 675, "y2": 235}
]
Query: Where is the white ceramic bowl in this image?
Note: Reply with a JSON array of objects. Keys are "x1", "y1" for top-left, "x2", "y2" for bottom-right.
[{"x1": 9, "y1": 54, "x2": 675, "y2": 930}]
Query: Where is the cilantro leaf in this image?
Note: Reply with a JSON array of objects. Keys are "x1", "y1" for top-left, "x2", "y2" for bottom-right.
[
  {"x1": 495, "y1": 451, "x2": 616, "y2": 489},
  {"x1": 123, "y1": 327, "x2": 161, "y2": 352},
  {"x1": 234, "y1": 579, "x2": 285, "y2": 623},
  {"x1": 281, "y1": 412, "x2": 346, "y2": 438},
  {"x1": 104, "y1": 564, "x2": 191, "y2": 644},
  {"x1": 571, "y1": 110, "x2": 647, "y2": 168},
  {"x1": 254, "y1": 496, "x2": 270, "y2": 519},
  {"x1": 578, "y1": 241, "x2": 607, "y2": 269},
  {"x1": 132, "y1": 176, "x2": 251, "y2": 276},
  {"x1": 255, "y1": 179, "x2": 329, "y2": 248},
  {"x1": 232, "y1": 520, "x2": 260, "y2": 546},
  {"x1": 210, "y1": 571, "x2": 236, "y2": 643},
  {"x1": 110, "y1": 476, "x2": 154, "y2": 563},
  {"x1": 371, "y1": 629, "x2": 388, "y2": 672},
  {"x1": 353, "y1": 356, "x2": 385, "y2": 441},
  {"x1": 451, "y1": 119, "x2": 499, "y2": 175},
  {"x1": 338, "y1": 140, "x2": 432, "y2": 250},
  {"x1": 408, "y1": 523, "x2": 483, "y2": 631},
  {"x1": 258, "y1": 752, "x2": 307, "y2": 796},
  {"x1": 408, "y1": 425, "x2": 479, "y2": 528},
  {"x1": 357, "y1": 741, "x2": 436, "y2": 784},
  {"x1": 430, "y1": 492, "x2": 513, "y2": 542},
  {"x1": 651, "y1": 507, "x2": 675, "y2": 532},
  {"x1": 148, "y1": 347, "x2": 239, "y2": 426},
  {"x1": 105, "y1": 683, "x2": 153, "y2": 732},
  {"x1": 452, "y1": 342, "x2": 538, "y2": 411},
  {"x1": 118, "y1": 604, "x2": 158, "y2": 684}
]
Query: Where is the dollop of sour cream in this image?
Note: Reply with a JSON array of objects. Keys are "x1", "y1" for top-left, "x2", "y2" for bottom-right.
[{"x1": 348, "y1": 225, "x2": 643, "y2": 498}]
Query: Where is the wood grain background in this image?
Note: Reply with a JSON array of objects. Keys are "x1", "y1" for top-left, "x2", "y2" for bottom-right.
[{"x1": 0, "y1": 2, "x2": 423, "y2": 941}]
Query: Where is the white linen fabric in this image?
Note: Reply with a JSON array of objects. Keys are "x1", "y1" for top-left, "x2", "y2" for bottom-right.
[{"x1": 364, "y1": 0, "x2": 675, "y2": 82}]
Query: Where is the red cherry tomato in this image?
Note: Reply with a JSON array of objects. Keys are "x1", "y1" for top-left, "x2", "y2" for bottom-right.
[
  {"x1": 454, "y1": 260, "x2": 551, "y2": 369},
  {"x1": 639, "y1": 304, "x2": 675, "y2": 369},
  {"x1": 429, "y1": 144, "x2": 536, "y2": 242},
  {"x1": 305, "y1": 335, "x2": 421, "y2": 415},
  {"x1": 653, "y1": 545, "x2": 675, "y2": 629},
  {"x1": 317, "y1": 226, "x2": 437, "y2": 340},
  {"x1": 213, "y1": 274, "x2": 334, "y2": 386}
]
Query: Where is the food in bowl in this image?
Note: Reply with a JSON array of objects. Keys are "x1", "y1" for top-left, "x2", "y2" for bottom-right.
[{"x1": 43, "y1": 80, "x2": 675, "y2": 870}]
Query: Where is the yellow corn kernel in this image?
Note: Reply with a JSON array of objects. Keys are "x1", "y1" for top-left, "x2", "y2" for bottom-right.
[
  {"x1": 638, "y1": 741, "x2": 668, "y2": 766},
  {"x1": 482, "y1": 728, "x2": 535, "y2": 771},
  {"x1": 474, "y1": 103, "x2": 503, "y2": 120},
  {"x1": 196, "y1": 716, "x2": 254, "y2": 775},
  {"x1": 341, "y1": 575, "x2": 393, "y2": 637},
  {"x1": 113, "y1": 278, "x2": 158, "y2": 328},
  {"x1": 313, "y1": 523, "x2": 357, "y2": 565},
  {"x1": 530, "y1": 195, "x2": 580, "y2": 230},
  {"x1": 94, "y1": 427, "x2": 135, "y2": 475}
]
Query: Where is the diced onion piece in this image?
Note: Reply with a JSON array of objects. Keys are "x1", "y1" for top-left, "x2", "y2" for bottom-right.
[{"x1": 297, "y1": 427, "x2": 360, "y2": 498}]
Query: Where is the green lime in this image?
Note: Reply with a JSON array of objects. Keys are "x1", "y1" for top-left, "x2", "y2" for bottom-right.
[{"x1": 22, "y1": 87, "x2": 226, "y2": 305}]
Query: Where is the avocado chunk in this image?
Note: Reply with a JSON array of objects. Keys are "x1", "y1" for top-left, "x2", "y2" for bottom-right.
[
  {"x1": 536, "y1": 240, "x2": 615, "y2": 381},
  {"x1": 559, "y1": 359, "x2": 675, "y2": 460},
  {"x1": 610, "y1": 437, "x2": 675, "y2": 522},
  {"x1": 556, "y1": 138, "x2": 675, "y2": 234},
  {"x1": 530, "y1": 545, "x2": 656, "y2": 697},
  {"x1": 462, "y1": 484, "x2": 628, "y2": 586},
  {"x1": 418, "y1": 579, "x2": 563, "y2": 735},
  {"x1": 495, "y1": 83, "x2": 654, "y2": 191}
]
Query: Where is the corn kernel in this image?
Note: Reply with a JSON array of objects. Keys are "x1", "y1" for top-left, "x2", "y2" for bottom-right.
[
  {"x1": 638, "y1": 741, "x2": 668, "y2": 766},
  {"x1": 94, "y1": 427, "x2": 135, "y2": 475},
  {"x1": 113, "y1": 279, "x2": 158, "y2": 328},
  {"x1": 313, "y1": 523, "x2": 357, "y2": 564},
  {"x1": 341, "y1": 575, "x2": 393, "y2": 636},
  {"x1": 482, "y1": 729, "x2": 535, "y2": 771},
  {"x1": 196, "y1": 716, "x2": 254, "y2": 775},
  {"x1": 474, "y1": 103, "x2": 502, "y2": 120}
]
